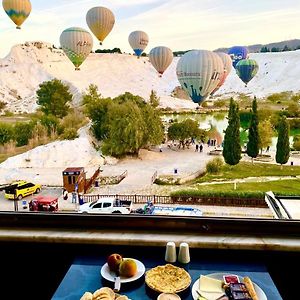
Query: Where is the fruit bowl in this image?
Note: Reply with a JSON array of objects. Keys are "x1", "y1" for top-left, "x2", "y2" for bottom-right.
[{"x1": 101, "y1": 258, "x2": 146, "y2": 283}]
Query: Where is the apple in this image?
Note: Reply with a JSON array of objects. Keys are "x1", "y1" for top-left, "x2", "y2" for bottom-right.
[
  {"x1": 107, "y1": 253, "x2": 123, "y2": 272},
  {"x1": 119, "y1": 259, "x2": 137, "y2": 277}
]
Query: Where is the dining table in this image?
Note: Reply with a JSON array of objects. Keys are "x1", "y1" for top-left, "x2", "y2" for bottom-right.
[{"x1": 52, "y1": 246, "x2": 282, "y2": 300}]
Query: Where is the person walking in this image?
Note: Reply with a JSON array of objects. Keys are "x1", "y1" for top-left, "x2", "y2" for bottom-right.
[
  {"x1": 195, "y1": 144, "x2": 199, "y2": 152},
  {"x1": 63, "y1": 188, "x2": 68, "y2": 201},
  {"x1": 199, "y1": 144, "x2": 203, "y2": 152}
]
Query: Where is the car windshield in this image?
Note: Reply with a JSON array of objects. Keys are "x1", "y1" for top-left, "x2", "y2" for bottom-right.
[{"x1": 89, "y1": 201, "x2": 97, "y2": 207}]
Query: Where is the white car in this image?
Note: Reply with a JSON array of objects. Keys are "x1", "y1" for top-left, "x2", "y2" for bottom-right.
[{"x1": 79, "y1": 197, "x2": 132, "y2": 214}]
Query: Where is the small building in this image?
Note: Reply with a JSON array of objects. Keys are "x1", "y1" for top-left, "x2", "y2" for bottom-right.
[{"x1": 62, "y1": 167, "x2": 86, "y2": 193}]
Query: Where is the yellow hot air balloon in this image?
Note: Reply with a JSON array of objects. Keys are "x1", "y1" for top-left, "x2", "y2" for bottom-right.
[
  {"x1": 149, "y1": 46, "x2": 173, "y2": 77},
  {"x1": 60, "y1": 27, "x2": 93, "y2": 71},
  {"x1": 3, "y1": 0, "x2": 31, "y2": 29},
  {"x1": 176, "y1": 50, "x2": 223, "y2": 105},
  {"x1": 86, "y1": 6, "x2": 115, "y2": 45}
]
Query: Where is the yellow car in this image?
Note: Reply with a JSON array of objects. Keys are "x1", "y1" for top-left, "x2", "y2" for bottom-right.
[{"x1": 4, "y1": 180, "x2": 42, "y2": 200}]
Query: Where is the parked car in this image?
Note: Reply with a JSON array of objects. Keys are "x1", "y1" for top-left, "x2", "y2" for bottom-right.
[
  {"x1": 29, "y1": 196, "x2": 58, "y2": 212},
  {"x1": 79, "y1": 197, "x2": 132, "y2": 214},
  {"x1": 4, "y1": 180, "x2": 41, "y2": 200}
]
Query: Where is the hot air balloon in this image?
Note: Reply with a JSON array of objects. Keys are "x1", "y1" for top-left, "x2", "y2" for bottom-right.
[
  {"x1": 128, "y1": 31, "x2": 149, "y2": 58},
  {"x1": 228, "y1": 46, "x2": 249, "y2": 68},
  {"x1": 2, "y1": 0, "x2": 31, "y2": 29},
  {"x1": 149, "y1": 46, "x2": 173, "y2": 77},
  {"x1": 211, "y1": 52, "x2": 232, "y2": 95},
  {"x1": 235, "y1": 59, "x2": 259, "y2": 86},
  {"x1": 86, "y1": 6, "x2": 115, "y2": 45},
  {"x1": 176, "y1": 50, "x2": 224, "y2": 105},
  {"x1": 60, "y1": 27, "x2": 93, "y2": 71}
]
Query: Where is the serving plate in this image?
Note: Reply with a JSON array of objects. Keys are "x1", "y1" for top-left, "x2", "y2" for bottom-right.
[
  {"x1": 191, "y1": 273, "x2": 267, "y2": 300},
  {"x1": 100, "y1": 258, "x2": 145, "y2": 283}
]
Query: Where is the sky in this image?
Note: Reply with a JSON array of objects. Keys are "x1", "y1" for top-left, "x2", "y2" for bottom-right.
[{"x1": 1, "y1": 0, "x2": 300, "y2": 57}]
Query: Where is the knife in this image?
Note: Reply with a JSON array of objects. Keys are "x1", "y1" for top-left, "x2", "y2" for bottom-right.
[{"x1": 113, "y1": 270, "x2": 121, "y2": 292}]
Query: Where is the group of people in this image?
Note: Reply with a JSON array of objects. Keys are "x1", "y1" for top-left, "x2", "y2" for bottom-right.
[
  {"x1": 207, "y1": 139, "x2": 218, "y2": 147},
  {"x1": 195, "y1": 143, "x2": 204, "y2": 152}
]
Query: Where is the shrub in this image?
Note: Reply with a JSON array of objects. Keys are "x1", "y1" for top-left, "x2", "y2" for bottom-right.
[
  {"x1": 61, "y1": 128, "x2": 78, "y2": 140},
  {"x1": 206, "y1": 157, "x2": 224, "y2": 174},
  {"x1": 0, "y1": 123, "x2": 14, "y2": 145},
  {"x1": 293, "y1": 135, "x2": 300, "y2": 151},
  {"x1": 14, "y1": 122, "x2": 34, "y2": 146},
  {"x1": 170, "y1": 189, "x2": 264, "y2": 199}
]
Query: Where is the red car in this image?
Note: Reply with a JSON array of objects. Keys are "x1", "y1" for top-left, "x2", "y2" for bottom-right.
[{"x1": 29, "y1": 196, "x2": 58, "y2": 212}]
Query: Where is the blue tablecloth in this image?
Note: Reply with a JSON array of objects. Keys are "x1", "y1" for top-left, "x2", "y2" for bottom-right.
[{"x1": 52, "y1": 254, "x2": 282, "y2": 300}]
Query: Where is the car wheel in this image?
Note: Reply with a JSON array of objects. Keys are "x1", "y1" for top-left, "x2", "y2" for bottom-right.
[
  {"x1": 112, "y1": 211, "x2": 121, "y2": 214},
  {"x1": 17, "y1": 195, "x2": 23, "y2": 200},
  {"x1": 35, "y1": 188, "x2": 40, "y2": 194}
]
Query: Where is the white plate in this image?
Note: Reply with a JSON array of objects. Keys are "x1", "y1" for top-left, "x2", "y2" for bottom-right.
[
  {"x1": 100, "y1": 258, "x2": 146, "y2": 283},
  {"x1": 191, "y1": 273, "x2": 267, "y2": 300}
]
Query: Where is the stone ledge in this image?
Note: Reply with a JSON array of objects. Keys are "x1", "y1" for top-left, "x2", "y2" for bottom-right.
[{"x1": 0, "y1": 228, "x2": 299, "y2": 252}]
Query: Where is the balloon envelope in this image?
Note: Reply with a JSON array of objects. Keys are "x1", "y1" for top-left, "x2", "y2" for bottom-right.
[
  {"x1": 176, "y1": 50, "x2": 224, "y2": 105},
  {"x1": 128, "y1": 31, "x2": 149, "y2": 57},
  {"x1": 149, "y1": 46, "x2": 173, "y2": 75},
  {"x1": 86, "y1": 6, "x2": 115, "y2": 45},
  {"x1": 235, "y1": 59, "x2": 259, "y2": 85},
  {"x1": 211, "y1": 52, "x2": 232, "y2": 95},
  {"x1": 60, "y1": 27, "x2": 93, "y2": 70},
  {"x1": 2, "y1": 0, "x2": 31, "y2": 29},
  {"x1": 228, "y1": 46, "x2": 249, "y2": 68}
]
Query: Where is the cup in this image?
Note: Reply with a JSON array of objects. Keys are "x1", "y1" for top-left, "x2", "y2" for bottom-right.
[
  {"x1": 178, "y1": 242, "x2": 190, "y2": 264},
  {"x1": 165, "y1": 242, "x2": 176, "y2": 263}
]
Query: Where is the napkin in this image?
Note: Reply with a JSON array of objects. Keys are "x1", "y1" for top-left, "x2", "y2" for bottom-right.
[{"x1": 198, "y1": 275, "x2": 225, "y2": 300}]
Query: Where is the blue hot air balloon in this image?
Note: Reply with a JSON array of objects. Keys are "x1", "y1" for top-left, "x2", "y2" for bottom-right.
[
  {"x1": 228, "y1": 46, "x2": 249, "y2": 68},
  {"x1": 235, "y1": 59, "x2": 259, "y2": 86}
]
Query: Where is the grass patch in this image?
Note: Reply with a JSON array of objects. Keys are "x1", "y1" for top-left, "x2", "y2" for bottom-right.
[
  {"x1": 195, "y1": 162, "x2": 300, "y2": 183},
  {"x1": 172, "y1": 179, "x2": 300, "y2": 198}
]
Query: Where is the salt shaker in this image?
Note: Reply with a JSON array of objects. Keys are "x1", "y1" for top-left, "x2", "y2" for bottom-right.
[
  {"x1": 165, "y1": 241, "x2": 176, "y2": 263},
  {"x1": 178, "y1": 242, "x2": 190, "y2": 264}
]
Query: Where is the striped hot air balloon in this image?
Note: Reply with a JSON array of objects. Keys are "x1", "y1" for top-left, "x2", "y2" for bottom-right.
[
  {"x1": 2, "y1": 0, "x2": 31, "y2": 29},
  {"x1": 60, "y1": 27, "x2": 93, "y2": 71},
  {"x1": 211, "y1": 52, "x2": 232, "y2": 95},
  {"x1": 86, "y1": 6, "x2": 115, "y2": 45},
  {"x1": 235, "y1": 59, "x2": 259, "y2": 86},
  {"x1": 128, "y1": 30, "x2": 149, "y2": 58},
  {"x1": 228, "y1": 46, "x2": 249, "y2": 68},
  {"x1": 176, "y1": 50, "x2": 224, "y2": 105},
  {"x1": 149, "y1": 46, "x2": 173, "y2": 77}
]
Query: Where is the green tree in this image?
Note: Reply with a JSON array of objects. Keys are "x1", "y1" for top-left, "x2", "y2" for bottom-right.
[
  {"x1": 246, "y1": 97, "x2": 260, "y2": 163},
  {"x1": 82, "y1": 84, "x2": 101, "y2": 106},
  {"x1": 276, "y1": 116, "x2": 290, "y2": 167},
  {"x1": 142, "y1": 105, "x2": 164, "y2": 147},
  {"x1": 223, "y1": 98, "x2": 241, "y2": 166},
  {"x1": 0, "y1": 123, "x2": 14, "y2": 145},
  {"x1": 36, "y1": 79, "x2": 73, "y2": 118},
  {"x1": 168, "y1": 119, "x2": 206, "y2": 149},
  {"x1": 14, "y1": 122, "x2": 35, "y2": 146},
  {"x1": 258, "y1": 120, "x2": 274, "y2": 153},
  {"x1": 102, "y1": 101, "x2": 145, "y2": 156},
  {"x1": 83, "y1": 85, "x2": 112, "y2": 140},
  {"x1": 149, "y1": 90, "x2": 160, "y2": 108}
]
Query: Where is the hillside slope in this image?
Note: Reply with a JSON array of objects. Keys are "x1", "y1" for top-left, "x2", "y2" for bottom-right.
[{"x1": 1, "y1": 41, "x2": 300, "y2": 112}]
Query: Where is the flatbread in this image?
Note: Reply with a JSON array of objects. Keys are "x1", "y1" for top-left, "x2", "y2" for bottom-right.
[{"x1": 145, "y1": 264, "x2": 191, "y2": 293}]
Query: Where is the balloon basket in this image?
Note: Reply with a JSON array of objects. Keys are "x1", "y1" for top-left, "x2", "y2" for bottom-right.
[{"x1": 16, "y1": 26, "x2": 21, "y2": 30}]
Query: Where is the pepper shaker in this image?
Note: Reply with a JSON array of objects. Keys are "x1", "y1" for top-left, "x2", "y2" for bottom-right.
[
  {"x1": 165, "y1": 242, "x2": 176, "y2": 263},
  {"x1": 178, "y1": 242, "x2": 190, "y2": 264}
]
